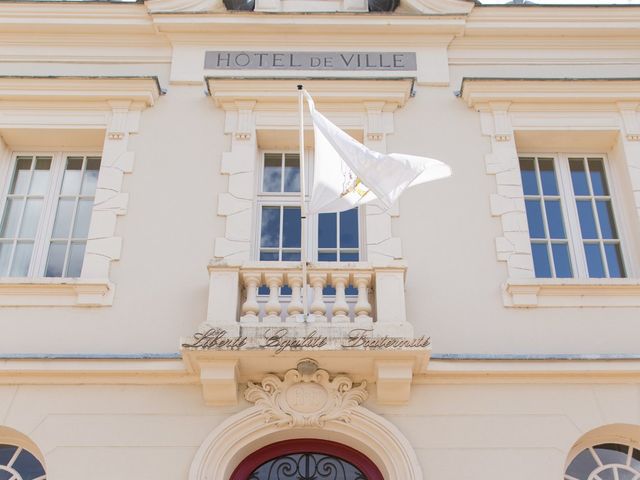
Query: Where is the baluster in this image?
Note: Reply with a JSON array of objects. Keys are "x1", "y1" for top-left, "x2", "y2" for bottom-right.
[
  {"x1": 240, "y1": 272, "x2": 261, "y2": 323},
  {"x1": 331, "y1": 272, "x2": 350, "y2": 323},
  {"x1": 353, "y1": 273, "x2": 372, "y2": 324},
  {"x1": 263, "y1": 272, "x2": 283, "y2": 323},
  {"x1": 308, "y1": 272, "x2": 327, "y2": 323},
  {"x1": 286, "y1": 272, "x2": 304, "y2": 323}
]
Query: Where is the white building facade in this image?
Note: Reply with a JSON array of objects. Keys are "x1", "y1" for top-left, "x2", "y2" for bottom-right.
[{"x1": 0, "y1": 0, "x2": 640, "y2": 478}]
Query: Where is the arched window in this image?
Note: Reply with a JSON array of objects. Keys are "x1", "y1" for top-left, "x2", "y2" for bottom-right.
[
  {"x1": 230, "y1": 439, "x2": 383, "y2": 480},
  {"x1": 0, "y1": 444, "x2": 46, "y2": 480},
  {"x1": 565, "y1": 443, "x2": 640, "y2": 480}
]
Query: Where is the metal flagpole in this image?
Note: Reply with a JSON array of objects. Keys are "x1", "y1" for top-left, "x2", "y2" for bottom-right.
[{"x1": 297, "y1": 85, "x2": 309, "y2": 322}]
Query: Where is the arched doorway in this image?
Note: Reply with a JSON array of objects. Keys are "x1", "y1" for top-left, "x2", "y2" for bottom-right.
[{"x1": 230, "y1": 439, "x2": 383, "y2": 480}]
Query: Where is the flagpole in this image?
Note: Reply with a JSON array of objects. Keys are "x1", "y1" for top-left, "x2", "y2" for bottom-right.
[{"x1": 297, "y1": 85, "x2": 309, "y2": 322}]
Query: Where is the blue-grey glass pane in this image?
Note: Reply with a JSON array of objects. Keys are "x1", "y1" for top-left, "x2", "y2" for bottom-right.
[
  {"x1": 576, "y1": 200, "x2": 598, "y2": 239},
  {"x1": 597, "y1": 469, "x2": 615, "y2": 480},
  {"x1": 45, "y1": 242, "x2": 67, "y2": 277},
  {"x1": 631, "y1": 449, "x2": 640, "y2": 469},
  {"x1": 257, "y1": 285, "x2": 269, "y2": 295},
  {"x1": 551, "y1": 243, "x2": 572, "y2": 278},
  {"x1": 10, "y1": 157, "x2": 32, "y2": 195},
  {"x1": 81, "y1": 157, "x2": 101, "y2": 195},
  {"x1": 570, "y1": 158, "x2": 590, "y2": 195},
  {"x1": 604, "y1": 244, "x2": 625, "y2": 278},
  {"x1": 29, "y1": 157, "x2": 52, "y2": 195},
  {"x1": 0, "y1": 470, "x2": 12, "y2": 480},
  {"x1": 538, "y1": 158, "x2": 558, "y2": 195},
  {"x1": 596, "y1": 200, "x2": 617, "y2": 239},
  {"x1": 66, "y1": 242, "x2": 85, "y2": 277},
  {"x1": 544, "y1": 200, "x2": 565, "y2": 239},
  {"x1": 345, "y1": 285, "x2": 358, "y2": 295},
  {"x1": 259, "y1": 251, "x2": 279, "y2": 261},
  {"x1": 0, "y1": 444, "x2": 17, "y2": 464},
  {"x1": 0, "y1": 242, "x2": 11, "y2": 276},
  {"x1": 519, "y1": 158, "x2": 538, "y2": 195},
  {"x1": 19, "y1": 199, "x2": 43, "y2": 238},
  {"x1": 283, "y1": 154, "x2": 300, "y2": 193},
  {"x1": 262, "y1": 154, "x2": 282, "y2": 192},
  {"x1": 12, "y1": 448, "x2": 45, "y2": 479},
  {"x1": 340, "y1": 252, "x2": 359, "y2": 262},
  {"x1": 1, "y1": 198, "x2": 24, "y2": 238},
  {"x1": 282, "y1": 207, "x2": 300, "y2": 248},
  {"x1": 588, "y1": 158, "x2": 609, "y2": 196},
  {"x1": 72, "y1": 199, "x2": 93, "y2": 238},
  {"x1": 318, "y1": 252, "x2": 337, "y2": 261},
  {"x1": 340, "y1": 208, "x2": 359, "y2": 248},
  {"x1": 531, "y1": 243, "x2": 551, "y2": 278},
  {"x1": 594, "y1": 444, "x2": 629, "y2": 467},
  {"x1": 566, "y1": 449, "x2": 599, "y2": 479},
  {"x1": 525, "y1": 200, "x2": 545, "y2": 239},
  {"x1": 260, "y1": 207, "x2": 280, "y2": 248},
  {"x1": 61, "y1": 157, "x2": 84, "y2": 195},
  {"x1": 618, "y1": 469, "x2": 636, "y2": 480},
  {"x1": 52, "y1": 198, "x2": 75, "y2": 239},
  {"x1": 282, "y1": 252, "x2": 300, "y2": 261},
  {"x1": 585, "y1": 243, "x2": 605, "y2": 278},
  {"x1": 281, "y1": 285, "x2": 292, "y2": 295},
  {"x1": 318, "y1": 213, "x2": 337, "y2": 248},
  {"x1": 10, "y1": 242, "x2": 32, "y2": 276}
]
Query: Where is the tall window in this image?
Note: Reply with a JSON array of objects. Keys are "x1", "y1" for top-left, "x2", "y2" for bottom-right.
[
  {"x1": 257, "y1": 152, "x2": 361, "y2": 262},
  {"x1": 0, "y1": 152, "x2": 100, "y2": 278},
  {"x1": 519, "y1": 154, "x2": 625, "y2": 279}
]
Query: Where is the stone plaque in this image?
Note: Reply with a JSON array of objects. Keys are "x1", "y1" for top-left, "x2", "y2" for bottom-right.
[{"x1": 204, "y1": 51, "x2": 417, "y2": 71}]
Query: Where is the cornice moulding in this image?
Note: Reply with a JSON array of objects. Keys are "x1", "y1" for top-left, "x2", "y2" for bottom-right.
[
  {"x1": 0, "y1": 278, "x2": 114, "y2": 307},
  {"x1": 461, "y1": 78, "x2": 640, "y2": 108},
  {"x1": 0, "y1": 76, "x2": 162, "y2": 107}
]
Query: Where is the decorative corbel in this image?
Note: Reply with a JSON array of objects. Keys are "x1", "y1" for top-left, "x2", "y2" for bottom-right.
[
  {"x1": 234, "y1": 101, "x2": 256, "y2": 141},
  {"x1": 618, "y1": 102, "x2": 640, "y2": 141},
  {"x1": 107, "y1": 101, "x2": 132, "y2": 141},
  {"x1": 364, "y1": 101, "x2": 386, "y2": 142},
  {"x1": 488, "y1": 102, "x2": 513, "y2": 142}
]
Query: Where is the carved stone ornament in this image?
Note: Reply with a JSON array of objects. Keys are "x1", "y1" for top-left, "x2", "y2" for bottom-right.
[{"x1": 244, "y1": 361, "x2": 368, "y2": 428}]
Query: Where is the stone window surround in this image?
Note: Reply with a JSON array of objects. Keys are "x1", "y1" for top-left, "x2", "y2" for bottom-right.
[
  {"x1": 461, "y1": 78, "x2": 640, "y2": 308},
  {"x1": 0, "y1": 76, "x2": 161, "y2": 306},
  {"x1": 207, "y1": 77, "x2": 414, "y2": 267}
]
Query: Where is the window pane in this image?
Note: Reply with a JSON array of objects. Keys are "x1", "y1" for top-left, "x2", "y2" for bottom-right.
[
  {"x1": 318, "y1": 252, "x2": 337, "y2": 261},
  {"x1": 588, "y1": 158, "x2": 609, "y2": 196},
  {"x1": 0, "y1": 198, "x2": 24, "y2": 238},
  {"x1": 585, "y1": 243, "x2": 605, "y2": 278},
  {"x1": 531, "y1": 243, "x2": 551, "y2": 278},
  {"x1": 544, "y1": 200, "x2": 565, "y2": 239},
  {"x1": 525, "y1": 200, "x2": 545, "y2": 239},
  {"x1": 576, "y1": 200, "x2": 598, "y2": 239},
  {"x1": 551, "y1": 243, "x2": 572, "y2": 278},
  {"x1": 631, "y1": 449, "x2": 640, "y2": 469},
  {"x1": 340, "y1": 208, "x2": 359, "y2": 248},
  {"x1": 0, "y1": 445, "x2": 18, "y2": 465},
  {"x1": 66, "y1": 242, "x2": 85, "y2": 277},
  {"x1": 519, "y1": 158, "x2": 538, "y2": 195},
  {"x1": 318, "y1": 213, "x2": 337, "y2": 248},
  {"x1": 594, "y1": 444, "x2": 629, "y2": 466},
  {"x1": 282, "y1": 207, "x2": 301, "y2": 248},
  {"x1": 19, "y1": 199, "x2": 43, "y2": 238},
  {"x1": 566, "y1": 449, "x2": 599, "y2": 479},
  {"x1": 282, "y1": 251, "x2": 301, "y2": 261},
  {"x1": 29, "y1": 157, "x2": 52, "y2": 195},
  {"x1": 597, "y1": 469, "x2": 615, "y2": 480},
  {"x1": 12, "y1": 448, "x2": 46, "y2": 479},
  {"x1": 260, "y1": 251, "x2": 279, "y2": 261},
  {"x1": 569, "y1": 158, "x2": 590, "y2": 195},
  {"x1": 604, "y1": 244, "x2": 625, "y2": 278},
  {"x1": 618, "y1": 470, "x2": 636, "y2": 480},
  {"x1": 72, "y1": 199, "x2": 93, "y2": 238},
  {"x1": 283, "y1": 154, "x2": 300, "y2": 193},
  {"x1": 10, "y1": 157, "x2": 32, "y2": 195},
  {"x1": 10, "y1": 241, "x2": 33, "y2": 276},
  {"x1": 45, "y1": 242, "x2": 67, "y2": 277},
  {"x1": 262, "y1": 154, "x2": 282, "y2": 192},
  {"x1": 81, "y1": 157, "x2": 101, "y2": 195},
  {"x1": 538, "y1": 158, "x2": 558, "y2": 195},
  {"x1": 340, "y1": 252, "x2": 359, "y2": 262},
  {"x1": 61, "y1": 157, "x2": 84, "y2": 195},
  {"x1": 0, "y1": 242, "x2": 12, "y2": 276},
  {"x1": 52, "y1": 198, "x2": 75, "y2": 239},
  {"x1": 596, "y1": 200, "x2": 618, "y2": 239},
  {"x1": 260, "y1": 207, "x2": 280, "y2": 248}
]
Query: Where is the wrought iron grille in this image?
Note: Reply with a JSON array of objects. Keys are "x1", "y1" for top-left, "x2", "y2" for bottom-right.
[{"x1": 248, "y1": 452, "x2": 367, "y2": 480}]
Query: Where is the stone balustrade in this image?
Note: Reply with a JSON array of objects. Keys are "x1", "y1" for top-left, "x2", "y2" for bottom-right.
[{"x1": 204, "y1": 261, "x2": 412, "y2": 337}]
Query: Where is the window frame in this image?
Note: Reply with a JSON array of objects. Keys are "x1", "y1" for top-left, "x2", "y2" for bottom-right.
[
  {"x1": 519, "y1": 151, "x2": 632, "y2": 280},
  {"x1": 0, "y1": 148, "x2": 101, "y2": 278}
]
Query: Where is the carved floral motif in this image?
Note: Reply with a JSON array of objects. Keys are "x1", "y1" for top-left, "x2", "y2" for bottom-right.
[{"x1": 244, "y1": 366, "x2": 368, "y2": 428}]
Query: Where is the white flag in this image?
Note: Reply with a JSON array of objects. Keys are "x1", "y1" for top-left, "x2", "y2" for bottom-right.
[{"x1": 305, "y1": 90, "x2": 452, "y2": 214}]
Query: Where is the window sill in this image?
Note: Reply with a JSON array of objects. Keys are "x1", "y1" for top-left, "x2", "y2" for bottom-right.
[
  {"x1": 503, "y1": 278, "x2": 640, "y2": 308},
  {"x1": 0, "y1": 278, "x2": 114, "y2": 307}
]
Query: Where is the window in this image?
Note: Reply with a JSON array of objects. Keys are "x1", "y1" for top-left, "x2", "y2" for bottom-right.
[
  {"x1": 565, "y1": 443, "x2": 640, "y2": 480},
  {"x1": 256, "y1": 152, "x2": 361, "y2": 262},
  {"x1": 0, "y1": 443, "x2": 46, "y2": 480},
  {"x1": 520, "y1": 154, "x2": 626, "y2": 279},
  {"x1": 0, "y1": 152, "x2": 100, "y2": 278}
]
